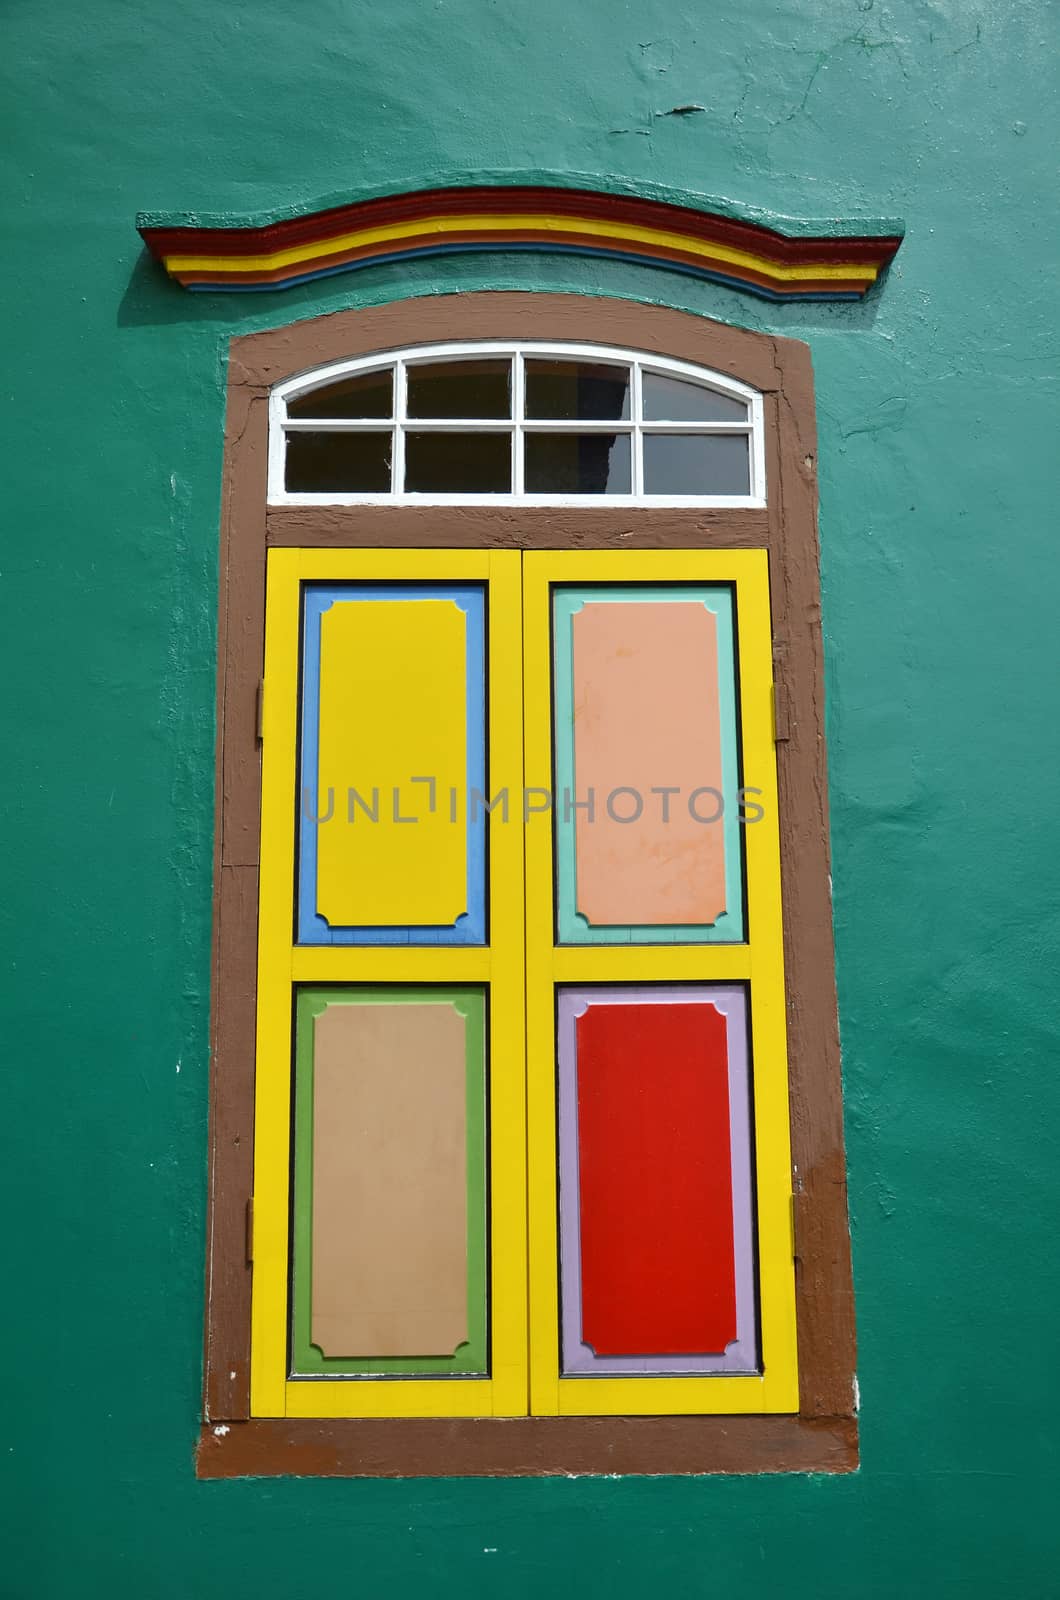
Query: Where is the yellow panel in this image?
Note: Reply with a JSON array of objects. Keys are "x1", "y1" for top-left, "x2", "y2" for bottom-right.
[
  {"x1": 553, "y1": 1372, "x2": 796, "y2": 1416},
  {"x1": 250, "y1": 547, "x2": 301, "y2": 1420},
  {"x1": 550, "y1": 945, "x2": 752, "y2": 984},
  {"x1": 284, "y1": 1377, "x2": 493, "y2": 1420},
  {"x1": 251, "y1": 548, "x2": 528, "y2": 1420},
  {"x1": 522, "y1": 549, "x2": 799, "y2": 1418},
  {"x1": 290, "y1": 946, "x2": 491, "y2": 984},
  {"x1": 480, "y1": 551, "x2": 529, "y2": 1417},
  {"x1": 316, "y1": 597, "x2": 467, "y2": 928}
]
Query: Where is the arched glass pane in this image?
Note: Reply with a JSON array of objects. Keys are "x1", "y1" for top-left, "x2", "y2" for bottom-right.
[
  {"x1": 525, "y1": 361, "x2": 631, "y2": 422},
  {"x1": 286, "y1": 369, "x2": 393, "y2": 420},
  {"x1": 642, "y1": 434, "x2": 750, "y2": 496},
  {"x1": 404, "y1": 432, "x2": 512, "y2": 492},
  {"x1": 286, "y1": 432, "x2": 392, "y2": 492},
  {"x1": 524, "y1": 433, "x2": 632, "y2": 494},
  {"x1": 406, "y1": 360, "x2": 511, "y2": 419},
  {"x1": 642, "y1": 373, "x2": 748, "y2": 424}
]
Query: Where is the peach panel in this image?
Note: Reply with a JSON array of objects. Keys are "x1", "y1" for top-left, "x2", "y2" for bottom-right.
[{"x1": 572, "y1": 601, "x2": 725, "y2": 926}]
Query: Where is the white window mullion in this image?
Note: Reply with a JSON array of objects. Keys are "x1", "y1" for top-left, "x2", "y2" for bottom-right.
[
  {"x1": 751, "y1": 392, "x2": 767, "y2": 501},
  {"x1": 638, "y1": 421, "x2": 753, "y2": 436},
  {"x1": 268, "y1": 391, "x2": 287, "y2": 498},
  {"x1": 282, "y1": 418, "x2": 401, "y2": 432},
  {"x1": 520, "y1": 421, "x2": 638, "y2": 433},
  {"x1": 512, "y1": 350, "x2": 525, "y2": 496},
  {"x1": 631, "y1": 360, "x2": 644, "y2": 498},
  {"x1": 393, "y1": 358, "x2": 407, "y2": 496},
  {"x1": 387, "y1": 419, "x2": 516, "y2": 432}
]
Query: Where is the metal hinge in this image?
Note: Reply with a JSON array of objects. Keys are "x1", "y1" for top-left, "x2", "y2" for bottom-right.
[
  {"x1": 772, "y1": 640, "x2": 791, "y2": 743},
  {"x1": 255, "y1": 679, "x2": 265, "y2": 742},
  {"x1": 772, "y1": 681, "x2": 791, "y2": 743},
  {"x1": 790, "y1": 1191, "x2": 808, "y2": 1262},
  {"x1": 245, "y1": 1197, "x2": 254, "y2": 1265}
]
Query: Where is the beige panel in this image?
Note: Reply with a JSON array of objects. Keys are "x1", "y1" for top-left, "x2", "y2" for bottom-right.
[
  {"x1": 573, "y1": 601, "x2": 725, "y2": 925},
  {"x1": 311, "y1": 1002, "x2": 468, "y2": 1357}
]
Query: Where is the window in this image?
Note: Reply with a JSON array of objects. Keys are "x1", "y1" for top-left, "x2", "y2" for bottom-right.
[
  {"x1": 269, "y1": 344, "x2": 765, "y2": 506},
  {"x1": 201, "y1": 295, "x2": 855, "y2": 1478}
]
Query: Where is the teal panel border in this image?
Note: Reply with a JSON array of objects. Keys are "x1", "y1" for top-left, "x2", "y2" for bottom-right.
[
  {"x1": 553, "y1": 585, "x2": 744, "y2": 945},
  {"x1": 290, "y1": 986, "x2": 488, "y2": 1378}
]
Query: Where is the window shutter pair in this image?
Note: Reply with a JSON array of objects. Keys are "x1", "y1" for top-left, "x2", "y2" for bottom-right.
[{"x1": 251, "y1": 548, "x2": 796, "y2": 1420}]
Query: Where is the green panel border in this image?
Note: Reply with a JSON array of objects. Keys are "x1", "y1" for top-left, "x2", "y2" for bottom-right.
[
  {"x1": 291, "y1": 986, "x2": 488, "y2": 1378},
  {"x1": 553, "y1": 585, "x2": 745, "y2": 944}
]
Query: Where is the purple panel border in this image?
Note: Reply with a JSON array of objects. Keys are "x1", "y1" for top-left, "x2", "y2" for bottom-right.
[{"x1": 557, "y1": 985, "x2": 758, "y2": 1376}]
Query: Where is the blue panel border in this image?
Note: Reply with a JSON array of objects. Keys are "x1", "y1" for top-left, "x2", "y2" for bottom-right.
[{"x1": 297, "y1": 583, "x2": 486, "y2": 946}]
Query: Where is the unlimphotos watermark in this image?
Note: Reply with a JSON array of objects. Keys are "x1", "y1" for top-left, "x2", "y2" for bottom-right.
[{"x1": 301, "y1": 781, "x2": 765, "y2": 826}]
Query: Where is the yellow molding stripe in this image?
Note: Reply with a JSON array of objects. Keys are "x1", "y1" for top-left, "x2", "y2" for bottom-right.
[
  {"x1": 164, "y1": 212, "x2": 876, "y2": 286},
  {"x1": 251, "y1": 547, "x2": 528, "y2": 1419},
  {"x1": 523, "y1": 549, "x2": 799, "y2": 1417}
]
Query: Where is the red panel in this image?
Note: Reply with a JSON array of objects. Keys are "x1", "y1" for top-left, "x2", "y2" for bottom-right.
[{"x1": 577, "y1": 1001, "x2": 737, "y2": 1356}]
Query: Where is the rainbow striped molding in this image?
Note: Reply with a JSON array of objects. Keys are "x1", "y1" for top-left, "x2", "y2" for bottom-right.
[{"x1": 137, "y1": 182, "x2": 904, "y2": 303}]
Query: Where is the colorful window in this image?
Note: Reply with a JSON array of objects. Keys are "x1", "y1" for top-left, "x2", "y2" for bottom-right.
[
  {"x1": 203, "y1": 299, "x2": 855, "y2": 1477},
  {"x1": 251, "y1": 546, "x2": 795, "y2": 1419}
]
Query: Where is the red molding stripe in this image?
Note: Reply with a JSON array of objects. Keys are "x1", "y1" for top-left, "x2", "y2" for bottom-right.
[{"x1": 138, "y1": 185, "x2": 902, "y2": 301}]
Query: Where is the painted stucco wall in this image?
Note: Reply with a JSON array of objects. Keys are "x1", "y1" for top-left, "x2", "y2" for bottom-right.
[{"x1": 2, "y1": 2, "x2": 1057, "y2": 1593}]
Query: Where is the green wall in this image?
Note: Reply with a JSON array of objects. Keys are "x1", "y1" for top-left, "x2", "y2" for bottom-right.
[{"x1": 3, "y1": 2, "x2": 1057, "y2": 1593}]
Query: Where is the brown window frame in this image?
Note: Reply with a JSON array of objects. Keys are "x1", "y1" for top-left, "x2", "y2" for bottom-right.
[{"x1": 199, "y1": 292, "x2": 856, "y2": 1478}]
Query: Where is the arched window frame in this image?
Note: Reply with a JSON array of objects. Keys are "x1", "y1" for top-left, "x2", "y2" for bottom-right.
[{"x1": 268, "y1": 341, "x2": 767, "y2": 508}]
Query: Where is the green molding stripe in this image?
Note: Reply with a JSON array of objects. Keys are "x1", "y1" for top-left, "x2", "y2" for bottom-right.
[
  {"x1": 291, "y1": 986, "x2": 488, "y2": 1378},
  {"x1": 553, "y1": 585, "x2": 744, "y2": 945},
  {"x1": 136, "y1": 181, "x2": 903, "y2": 302}
]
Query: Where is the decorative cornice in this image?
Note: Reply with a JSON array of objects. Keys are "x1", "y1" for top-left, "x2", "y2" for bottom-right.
[{"x1": 137, "y1": 183, "x2": 903, "y2": 302}]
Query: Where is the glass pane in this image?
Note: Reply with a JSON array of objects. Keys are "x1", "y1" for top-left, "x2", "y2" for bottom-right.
[
  {"x1": 406, "y1": 360, "x2": 511, "y2": 419},
  {"x1": 642, "y1": 372, "x2": 748, "y2": 424},
  {"x1": 525, "y1": 360, "x2": 631, "y2": 421},
  {"x1": 286, "y1": 431, "x2": 392, "y2": 492},
  {"x1": 404, "y1": 432, "x2": 512, "y2": 492},
  {"x1": 642, "y1": 433, "x2": 750, "y2": 495},
  {"x1": 524, "y1": 433, "x2": 632, "y2": 494},
  {"x1": 286, "y1": 370, "x2": 393, "y2": 420}
]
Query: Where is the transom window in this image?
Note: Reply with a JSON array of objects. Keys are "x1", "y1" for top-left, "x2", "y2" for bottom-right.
[{"x1": 268, "y1": 342, "x2": 766, "y2": 506}]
